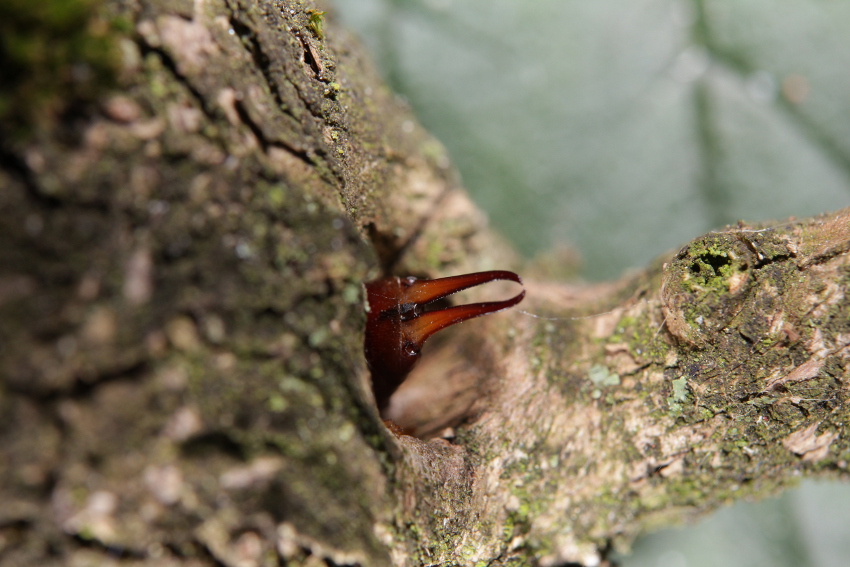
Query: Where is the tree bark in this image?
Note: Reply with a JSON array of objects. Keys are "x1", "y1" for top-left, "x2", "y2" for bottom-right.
[{"x1": 1, "y1": 1, "x2": 848, "y2": 567}]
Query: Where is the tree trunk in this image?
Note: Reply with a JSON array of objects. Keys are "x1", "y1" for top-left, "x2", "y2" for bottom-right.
[{"x1": 1, "y1": 1, "x2": 848, "y2": 566}]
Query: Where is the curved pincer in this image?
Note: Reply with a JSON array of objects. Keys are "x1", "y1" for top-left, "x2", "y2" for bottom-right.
[{"x1": 364, "y1": 270, "x2": 524, "y2": 413}]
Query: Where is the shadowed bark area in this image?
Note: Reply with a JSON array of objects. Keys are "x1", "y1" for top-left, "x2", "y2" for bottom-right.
[{"x1": 0, "y1": 1, "x2": 848, "y2": 567}]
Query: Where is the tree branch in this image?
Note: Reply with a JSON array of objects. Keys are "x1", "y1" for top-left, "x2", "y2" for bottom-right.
[{"x1": 393, "y1": 210, "x2": 849, "y2": 566}]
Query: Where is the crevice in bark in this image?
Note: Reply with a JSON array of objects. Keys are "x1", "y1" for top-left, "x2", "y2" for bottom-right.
[
  {"x1": 4, "y1": 360, "x2": 149, "y2": 401},
  {"x1": 135, "y1": 41, "x2": 215, "y2": 124},
  {"x1": 226, "y1": 16, "x2": 283, "y2": 107},
  {"x1": 182, "y1": 430, "x2": 248, "y2": 461},
  {"x1": 231, "y1": 94, "x2": 316, "y2": 171},
  {"x1": 225, "y1": 10, "x2": 320, "y2": 164},
  {"x1": 365, "y1": 182, "x2": 458, "y2": 276},
  {"x1": 0, "y1": 146, "x2": 60, "y2": 208},
  {"x1": 69, "y1": 535, "x2": 148, "y2": 561}
]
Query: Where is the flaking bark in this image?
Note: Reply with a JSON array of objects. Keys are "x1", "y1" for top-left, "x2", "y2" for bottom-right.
[{"x1": 0, "y1": 1, "x2": 848, "y2": 566}]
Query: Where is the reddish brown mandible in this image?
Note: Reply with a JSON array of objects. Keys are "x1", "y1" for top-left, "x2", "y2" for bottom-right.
[{"x1": 364, "y1": 271, "x2": 525, "y2": 413}]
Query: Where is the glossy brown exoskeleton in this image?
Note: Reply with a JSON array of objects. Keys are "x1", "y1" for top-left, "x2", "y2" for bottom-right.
[{"x1": 364, "y1": 271, "x2": 524, "y2": 413}]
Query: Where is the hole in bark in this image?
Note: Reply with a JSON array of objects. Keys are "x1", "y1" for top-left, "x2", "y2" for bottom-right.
[
  {"x1": 689, "y1": 251, "x2": 730, "y2": 276},
  {"x1": 301, "y1": 41, "x2": 322, "y2": 77},
  {"x1": 181, "y1": 431, "x2": 245, "y2": 460},
  {"x1": 364, "y1": 222, "x2": 399, "y2": 276}
]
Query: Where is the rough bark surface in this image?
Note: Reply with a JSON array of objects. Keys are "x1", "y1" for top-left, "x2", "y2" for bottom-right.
[{"x1": 0, "y1": 1, "x2": 848, "y2": 567}]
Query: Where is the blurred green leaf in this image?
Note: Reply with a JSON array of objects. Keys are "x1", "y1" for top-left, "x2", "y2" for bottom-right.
[{"x1": 332, "y1": 0, "x2": 850, "y2": 279}]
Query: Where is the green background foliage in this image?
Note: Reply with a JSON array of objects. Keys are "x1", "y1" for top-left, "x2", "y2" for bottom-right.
[
  {"x1": 330, "y1": 0, "x2": 850, "y2": 564},
  {"x1": 333, "y1": 0, "x2": 850, "y2": 280}
]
